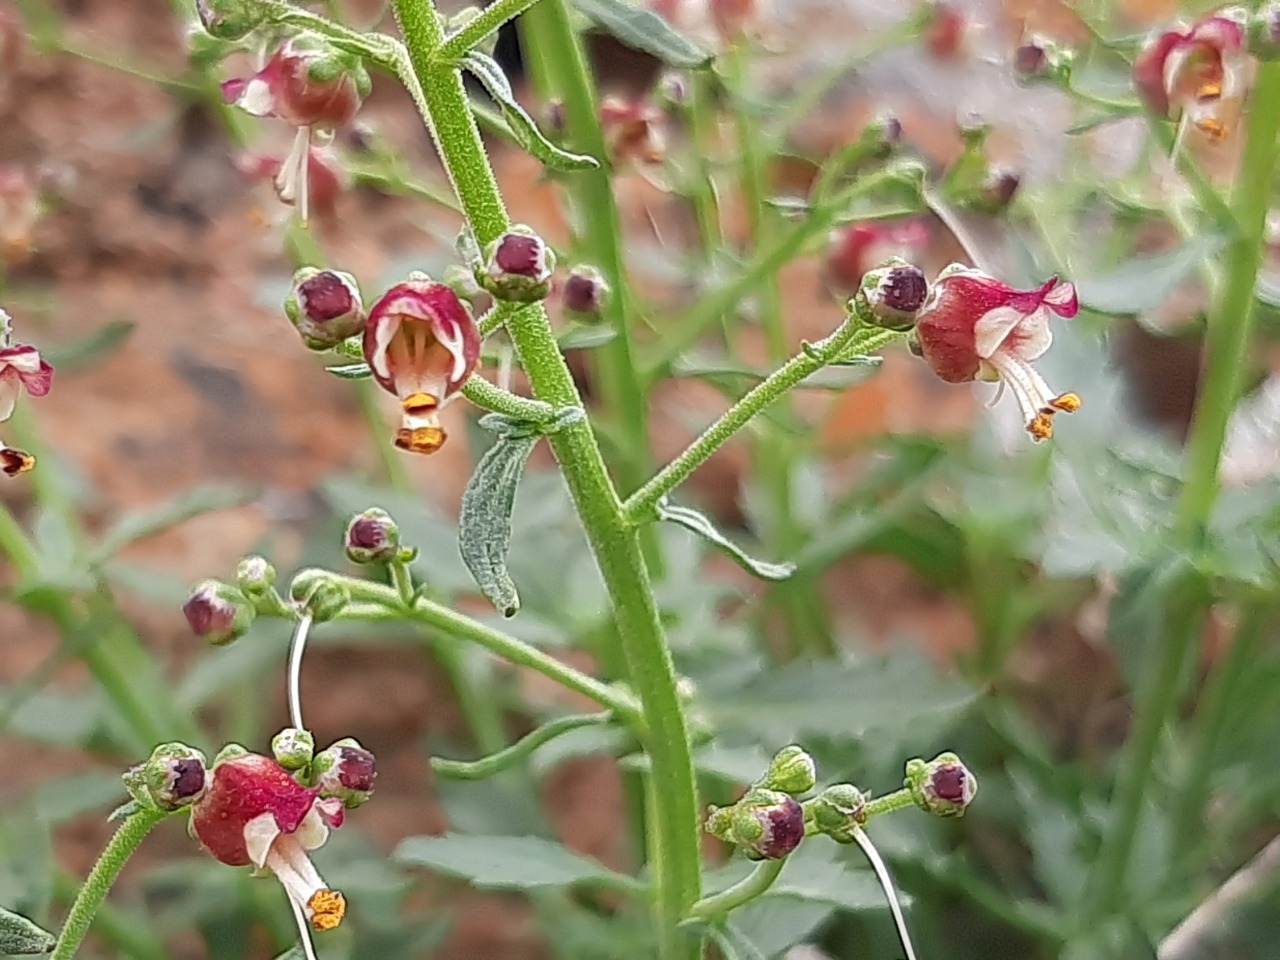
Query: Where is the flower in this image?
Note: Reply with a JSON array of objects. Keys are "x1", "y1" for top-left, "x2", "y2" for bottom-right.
[
  {"x1": 562, "y1": 264, "x2": 610, "y2": 319},
  {"x1": 183, "y1": 580, "x2": 255, "y2": 646},
  {"x1": 0, "y1": 322, "x2": 53, "y2": 424},
  {"x1": 123, "y1": 742, "x2": 209, "y2": 812},
  {"x1": 311, "y1": 738, "x2": 377, "y2": 809},
  {"x1": 600, "y1": 96, "x2": 666, "y2": 167},
  {"x1": 191, "y1": 750, "x2": 349, "y2": 960},
  {"x1": 344, "y1": 507, "x2": 400, "y2": 564},
  {"x1": 924, "y1": 1, "x2": 966, "y2": 61},
  {"x1": 914, "y1": 264, "x2": 1080, "y2": 441},
  {"x1": 1133, "y1": 10, "x2": 1249, "y2": 143},
  {"x1": 854, "y1": 259, "x2": 930, "y2": 331},
  {"x1": 223, "y1": 34, "x2": 368, "y2": 221},
  {"x1": 362, "y1": 277, "x2": 481, "y2": 455},
  {"x1": 824, "y1": 219, "x2": 929, "y2": 296},
  {"x1": 482, "y1": 227, "x2": 555, "y2": 303},
  {"x1": 238, "y1": 146, "x2": 345, "y2": 222},
  {"x1": 0, "y1": 442, "x2": 34, "y2": 477}
]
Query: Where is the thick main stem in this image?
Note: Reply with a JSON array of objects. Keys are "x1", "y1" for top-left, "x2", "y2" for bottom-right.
[
  {"x1": 387, "y1": 5, "x2": 702, "y2": 954},
  {"x1": 50, "y1": 811, "x2": 165, "y2": 960}
]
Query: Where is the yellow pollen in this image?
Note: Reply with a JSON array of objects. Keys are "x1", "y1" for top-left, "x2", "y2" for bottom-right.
[
  {"x1": 2, "y1": 451, "x2": 35, "y2": 476},
  {"x1": 1194, "y1": 116, "x2": 1228, "y2": 142},
  {"x1": 1049, "y1": 392, "x2": 1081, "y2": 413},
  {"x1": 1195, "y1": 80, "x2": 1222, "y2": 102},
  {"x1": 401, "y1": 391, "x2": 440, "y2": 416},
  {"x1": 394, "y1": 426, "x2": 446, "y2": 454},
  {"x1": 1027, "y1": 412, "x2": 1055, "y2": 442},
  {"x1": 307, "y1": 889, "x2": 345, "y2": 931}
]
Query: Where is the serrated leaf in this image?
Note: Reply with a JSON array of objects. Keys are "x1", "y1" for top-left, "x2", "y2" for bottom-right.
[
  {"x1": 657, "y1": 500, "x2": 795, "y2": 581},
  {"x1": 459, "y1": 433, "x2": 539, "y2": 616},
  {"x1": 1076, "y1": 236, "x2": 1224, "y2": 315},
  {"x1": 326, "y1": 362, "x2": 372, "y2": 380},
  {"x1": 461, "y1": 52, "x2": 598, "y2": 172},
  {"x1": 571, "y1": 0, "x2": 712, "y2": 69},
  {"x1": 0, "y1": 905, "x2": 56, "y2": 956},
  {"x1": 394, "y1": 834, "x2": 640, "y2": 892}
]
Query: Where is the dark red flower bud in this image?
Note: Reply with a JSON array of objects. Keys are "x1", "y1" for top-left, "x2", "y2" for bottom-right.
[
  {"x1": 562, "y1": 265, "x2": 611, "y2": 319},
  {"x1": 344, "y1": 508, "x2": 400, "y2": 564},
  {"x1": 482, "y1": 228, "x2": 555, "y2": 303},
  {"x1": 854, "y1": 259, "x2": 928, "y2": 331},
  {"x1": 705, "y1": 789, "x2": 805, "y2": 860},
  {"x1": 905, "y1": 752, "x2": 977, "y2": 817},
  {"x1": 284, "y1": 268, "x2": 365, "y2": 351},
  {"x1": 183, "y1": 580, "x2": 255, "y2": 646},
  {"x1": 123, "y1": 742, "x2": 209, "y2": 812},
  {"x1": 311, "y1": 738, "x2": 377, "y2": 808},
  {"x1": 924, "y1": 1, "x2": 966, "y2": 60}
]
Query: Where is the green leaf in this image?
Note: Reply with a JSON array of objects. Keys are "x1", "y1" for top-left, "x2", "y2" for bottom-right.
[
  {"x1": 325, "y1": 362, "x2": 372, "y2": 380},
  {"x1": 570, "y1": 0, "x2": 712, "y2": 69},
  {"x1": 394, "y1": 835, "x2": 640, "y2": 892},
  {"x1": 459, "y1": 433, "x2": 539, "y2": 616},
  {"x1": 1076, "y1": 236, "x2": 1224, "y2": 315},
  {"x1": 0, "y1": 905, "x2": 56, "y2": 956},
  {"x1": 40, "y1": 321, "x2": 134, "y2": 373},
  {"x1": 90, "y1": 484, "x2": 255, "y2": 565},
  {"x1": 460, "y1": 52, "x2": 599, "y2": 172},
  {"x1": 557, "y1": 325, "x2": 618, "y2": 351},
  {"x1": 704, "y1": 651, "x2": 976, "y2": 746},
  {"x1": 657, "y1": 499, "x2": 795, "y2": 582},
  {"x1": 33, "y1": 772, "x2": 126, "y2": 824}
]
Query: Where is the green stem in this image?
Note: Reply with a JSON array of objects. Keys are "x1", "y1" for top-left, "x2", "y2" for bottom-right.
[
  {"x1": 432, "y1": 711, "x2": 611, "y2": 779},
  {"x1": 49, "y1": 811, "x2": 164, "y2": 960},
  {"x1": 438, "y1": 0, "x2": 545, "y2": 60},
  {"x1": 337, "y1": 576, "x2": 642, "y2": 724},
  {"x1": 461, "y1": 374, "x2": 557, "y2": 421},
  {"x1": 389, "y1": 558, "x2": 415, "y2": 608},
  {"x1": 862, "y1": 788, "x2": 915, "y2": 819},
  {"x1": 625, "y1": 327, "x2": 902, "y2": 523},
  {"x1": 685, "y1": 859, "x2": 785, "y2": 921},
  {"x1": 388, "y1": 4, "x2": 702, "y2": 954},
  {"x1": 52, "y1": 872, "x2": 168, "y2": 960}
]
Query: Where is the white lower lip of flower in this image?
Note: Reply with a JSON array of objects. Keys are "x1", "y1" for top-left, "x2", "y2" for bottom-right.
[
  {"x1": 274, "y1": 127, "x2": 312, "y2": 223},
  {"x1": 0, "y1": 380, "x2": 18, "y2": 422}
]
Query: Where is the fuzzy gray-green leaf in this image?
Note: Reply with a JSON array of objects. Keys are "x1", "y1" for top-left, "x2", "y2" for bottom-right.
[
  {"x1": 461, "y1": 53, "x2": 598, "y2": 172},
  {"x1": 657, "y1": 500, "x2": 795, "y2": 581},
  {"x1": 0, "y1": 905, "x2": 56, "y2": 956},
  {"x1": 459, "y1": 434, "x2": 539, "y2": 616},
  {"x1": 571, "y1": 0, "x2": 712, "y2": 69}
]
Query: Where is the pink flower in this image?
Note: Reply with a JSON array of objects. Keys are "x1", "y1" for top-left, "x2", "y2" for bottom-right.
[
  {"x1": 0, "y1": 339, "x2": 54, "y2": 424},
  {"x1": 362, "y1": 278, "x2": 481, "y2": 455},
  {"x1": 223, "y1": 35, "x2": 367, "y2": 221},
  {"x1": 924, "y1": 1, "x2": 966, "y2": 61},
  {"x1": 1133, "y1": 10, "x2": 1248, "y2": 142},
  {"x1": 191, "y1": 751, "x2": 347, "y2": 960},
  {"x1": 914, "y1": 264, "x2": 1080, "y2": 441},
  {"x1": 824, "y1": 219, "x2": 929, "y2": 295},
  {"x1": 237, "y1": 146, "x2": 345, "y2": 222},
  {"x1": 600, "y1": 96, "x2": 666, "y2": 166}
]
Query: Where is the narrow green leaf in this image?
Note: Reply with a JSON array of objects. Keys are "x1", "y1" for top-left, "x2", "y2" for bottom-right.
[
  {"x1": 459, "y1": 433, "x2": 539, "y2": 616},
  {"x1": 461, "y1": 52, "x2": 599, "y2": 172},
  {"x1": 1076, "y1": 236, "x2": 1225, "y2": 315},
  {"x1": 40, "y1": 321, "x2": 134, "y2": 373},
  {"x1": 570, "y1": 0, "x2": 712, "y2": 69},
  {"x1": 394, "y1": 834, "x2": 640, "y2": 892},
  {"x1": 657, "y1": 499, "x2": 795, "y2": 581},
  {"x1": 90, "y1": 484, "x2": 255, "y2": 565},
  {"x1": 0, "y1": 905, "x2": 56, "y2": 956},
  {"x1": 557, "y1": 325, "x2": 618, "y2": 351},
  {"x1": 326, "y1": 362, "x2": 373, "y2": 380},
  {"x1": 107, "y1": 800, "x2": 141, "y2": 822}
]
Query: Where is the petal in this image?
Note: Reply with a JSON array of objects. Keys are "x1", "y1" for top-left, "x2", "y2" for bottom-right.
[
  {"x1": 244, "y1": 811, "x2": 282, "y2": 869},
  {"x1": 234, "y1": 78, "x2": 277, "y2": 117},
  {"x1": 972, "y1": 305, "x2": 1029, "y2": 359},
  {"x1": 190, "y1": 754, "x2": 322, "y2": 866},
  {"x1": 1133, "y1": 28, "x2": 1186, "y2": 115},
  {"x1": 1042, "y1": 279, "x2": 1079, "y2": 318},
  {"x1": 0, "y1": 376, "x2": 17, "y2": 422},
  {"x1": 293, "y1": 805, "x2": 334, "y2": 851}
]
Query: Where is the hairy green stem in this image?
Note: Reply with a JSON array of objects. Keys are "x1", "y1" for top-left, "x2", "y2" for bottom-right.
[
  {"x1": 432, "y1": 711, "x2": 611, "y2": 779},
  {"x1": 461, "y1": 374, "x2": 557, "y2": 421},
  {"x1": 50, "y1": 811, "x2": 164, "y2": 960},
  {"x1": 625, "y1": 327, "x2": 902, "y2": 523},
  {"x1": 863, "y1": 788, "x2": 915, "y2": 819},
  {"x1": 685, "y1": 859, "x2": 785, "y2": 921},
  {"x1": 389, "y1": 4, "x2": 702, "y2": 953},
  {"x1": 52, "y1": 871, "x2": 168, "y2": 960},
  {"x1": 438, "y1": 0, "x2": 544, "y2": 60}
]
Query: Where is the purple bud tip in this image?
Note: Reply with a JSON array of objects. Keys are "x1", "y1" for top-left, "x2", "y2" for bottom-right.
[
  {"x1": 347, "y1": 516, "x2": 388, "y2": 550},
  {"x1": 757, "y1": 796, "x2": 805, "y2": 859},
  {"x1": 299, "y1": 271, "x2": 356, "y2": 321},
  {"x1": 336, "y1": 747, "x2": 377, "y2": 791},
  {"x1": 879, "y1": 114, "x2": 902, "y2": 144},
  {"x1": 182, "y1": 588, "x2": 233, "y2": 637},
  {"x1": 931, "y1": 764, "x2": 969, "y2": 803},
  {"x1": 170, "y1": 758, "x2": 207, "y2": 799},
  {"x1": 494, "y1": 234, "x2": 546, "y2": 278},
  {"x1": 879, "y1": 265, "x2": 928, "y2": 314},
  {"x1": 1014, "y1": 43, "x2": 1047, "y2": 75},
  {"x1": 563, "y1": 267, "x2": 607, "y2": 315},
  {"x1": 985, "y1": 170, "x2": 1021, "y2": 206}
]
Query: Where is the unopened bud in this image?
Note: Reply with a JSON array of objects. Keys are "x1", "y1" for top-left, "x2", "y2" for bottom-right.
[
  {"x1": 235, "y1": 555, "x2": 276, "y2": 600},
  {"x1": 182, "y1": 580, "x2": 254, "y2": 646},
  {"x1": 290, "y1": 568, "x2": 350, "y2": 623},
  {"x1": 344, "y1": 508, "x2": 401, "y2": 564},
  {"x1": 1250, "y1": 4, "x2": 1280, "y2": 59},
  {"x1": 859, "y1": 111, "x2": 901, "y2": 160},
  {"x1": 977, "y1": 166, "x2": 1021, "y2": 212},
  {"x1": 807, "y1": 783, "x2": 867, "y2": 843},
  {"x1": 271, "y1": 727, "x2": 316, "y2": 771},
  {"x1": 905, "y1": 752, "x2": 977, "y2": 817},
  {"x1": 481, "y1": 227, "x2": 555, "y2": 302},
  {"x1": 195, "y1": 0, "x2": 267, "y2": 40},
  {"x1": 284, "y1": 267, "x2": 365, "y2": 350},
  {"x1": 706, "y1": 789, "x2": 805, "y2": 860},
  {"x1": 1012, "y1": 37, "x2": 1073, "y2": 84},
  {"x1": 657, "y1": 71, "x2": 690, "y2": 108},
  {"x1": 123, "y1": 742, "x2": 208, "y2": 811},
  {"x1": 762, "y1": 745, "x2": 816, "y2": 795},
  {"x1": 312, "y1": 737, "x2": 377, "y2": 808},
  {"x1": 562, "y1": 264, "x2": 610, "y2": 319},
  {"x1": 853, "y1": 258, "x2": 928, "y2": 331}
]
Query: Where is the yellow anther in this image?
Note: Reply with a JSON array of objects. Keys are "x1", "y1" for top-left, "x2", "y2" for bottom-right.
[
  {"x1": 1194, "y1": 117, "x2": 1228, "y2": 142},
  {"x1": 1027, "y1": 412, "x2": 1055, "y2": 442},
  {"x1": 394, "y1": 426, "x2": 446, "y2": 454},
  {"x1": 401, "y1": 392, "x2": 440, "y2": 416},
  {"x1": 307, "y1": 889, "x2": 346, "y2": 931},
  {"x1": 1196, "y1": 80, "x2": 1223, "y2": 102},
  {"x1": 1050, "y1": 392, "x2": 1082, "y2": 413},
  {"x1": 0, "y1": 450, "x2": 35, "y2": 476}
]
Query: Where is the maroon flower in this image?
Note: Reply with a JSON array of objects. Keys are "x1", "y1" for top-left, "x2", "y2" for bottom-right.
[
  {"x1": 914, "y1": 264, "x2": 1080, "y2": 441},
  {"x1": 1133, "y1": 11, "x2": 1248, "y2": 142},
  {"x1": 362, "y1": 277, "x2": 481, "y2": 455},
  {"x1": 0, "y1": 344, "x2": 52, "y2": 423},
  {"x1": 191, "y1": 751, "x2": 347, "y2": 959},
  {"x1": 563, "y1": 265, "x2": 610, "y2": 319},
  {"x1": 0, "y1": 442, "x2": 33, "y2": 477},
  {"x1": 312, "y1": 738, "x2": 377, "y2": 808},
  {"x1": 182, "y1": 580, "x2": 254, "y2": 646},
  {"x1": 344, "y1": 508, "x2": 400, "y2": 564},
  {"x1": 484, "y1": 229, "x2": 555, "y2": 302},
  {"x1": 600, "y1": 96, "x2": 667, "y2": 166}
]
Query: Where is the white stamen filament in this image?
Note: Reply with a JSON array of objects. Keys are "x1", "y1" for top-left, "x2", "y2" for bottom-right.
[
  {"x1": 275, "y1": 127, "x2": 312, "y2": 223},
  {"x1": 853, "y1": 828, "x2": 920, "y2": 960},
  {"x1": 287, "y1": 611, "x2": 313, "y2": 731},
  {"x1": 286, "y1": 893, "x2": 320, "y2": 960},
  {"x1": 983, "y1": 348, "x2": 1058, "y2": 427}
]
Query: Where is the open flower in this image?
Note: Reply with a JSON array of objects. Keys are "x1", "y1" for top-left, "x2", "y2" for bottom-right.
[
  {"x1": 223, "y1": 34, "x2": 368, "y2": 221},
  {"x1": 237, "y1": 145, "x2": 345, "y2": 222},
  {"x1": 600, "y1": 96, "x2": 666, "y2": 167},
  {"x1": 362, "y1": 277, "x2": 481, "y2": 455},
  {"x1": 914, "y1": 264, "x2": 1080, "y2": 441},
  {"x1": 0, "y1": 442, "x2": 33, "y2": 476},
  {"x1": 191, "y1": 750, "x2": 348, "y2": 960},
  {"x1": 1133, "y1": 10, "x2": 1249, "y2": 143},
  {"x1": 0, "y1": 329, "x2": 53, "y2": 423}
]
